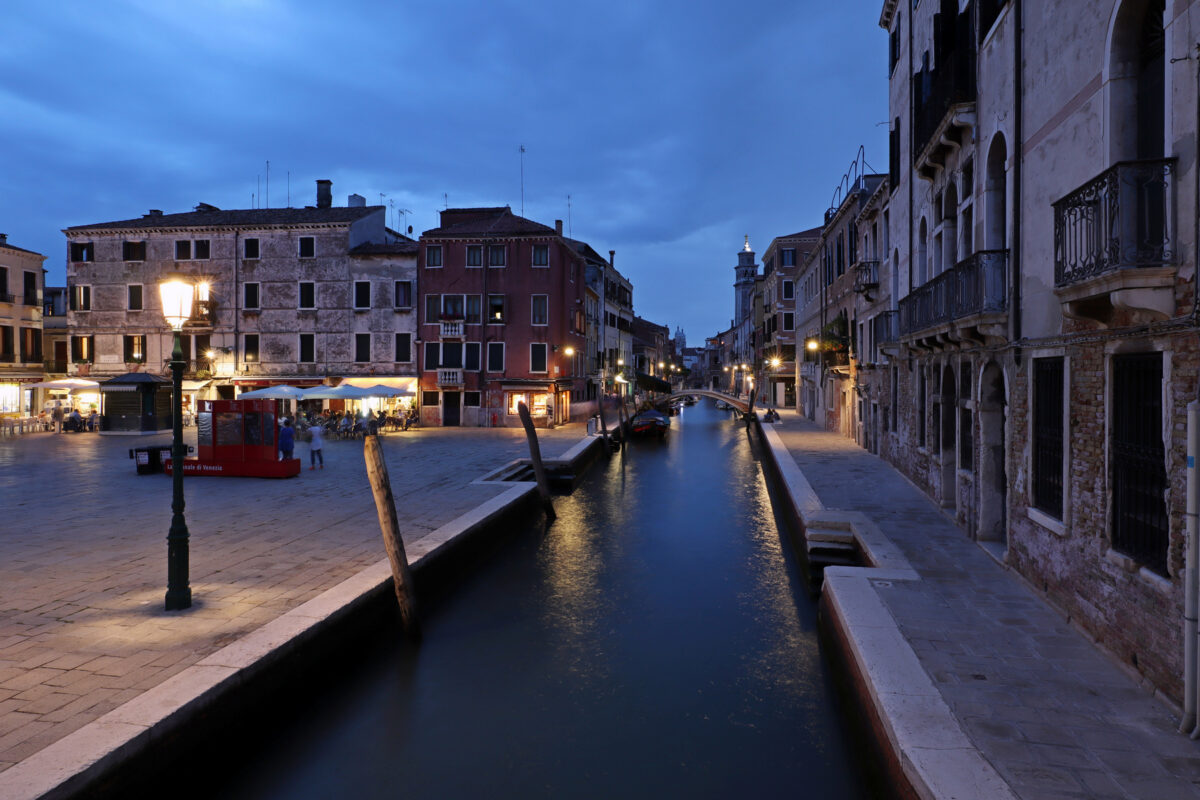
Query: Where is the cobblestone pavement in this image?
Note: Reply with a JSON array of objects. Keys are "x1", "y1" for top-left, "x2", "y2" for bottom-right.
[
  {"x1": 771, "y1": 411, "x2": 1200, "y2": 800},
  {"x1": 0, "y1": 423, "x2": 586, "y2": 774}
]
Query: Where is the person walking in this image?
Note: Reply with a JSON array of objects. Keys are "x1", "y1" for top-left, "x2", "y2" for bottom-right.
[
  {"x1": 308, "y1": 422, "x2": 324, "y2": 470},
  {"x1": 52, "y1": 401, "x2": 64, "y2": 434},
  {"x1": 279, "y1": 418, "x2": 295, "y2": 461}
]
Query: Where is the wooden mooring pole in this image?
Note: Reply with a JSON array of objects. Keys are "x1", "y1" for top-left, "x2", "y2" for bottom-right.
[
  {"x1": 597, "y1": 396, "x2": 612, "y2": 452},
  {"x1": 363, "y1": 434, "x2": 420, "y2": 638},
  {"x1": 517, "y1": 402, "x2": 557, "y2": 520}
]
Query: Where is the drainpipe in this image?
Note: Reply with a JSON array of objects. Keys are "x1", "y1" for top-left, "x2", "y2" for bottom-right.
[
  {"x1": 1184, "y1": 401, "x2": 1199, "y2": 733},
  {"x1": 1011, "y1": 0, "x2": 1023, "y2": 366}
]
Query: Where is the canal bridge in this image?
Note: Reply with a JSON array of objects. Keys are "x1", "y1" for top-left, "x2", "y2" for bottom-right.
[{"x1": 664, "y1": 389, "x2": 751, "y2": 414}]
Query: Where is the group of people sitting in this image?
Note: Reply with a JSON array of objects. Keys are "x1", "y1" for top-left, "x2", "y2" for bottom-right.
[
  {"x1": 295, "y1": 406, "x2": 419, "y2": 439},
  {"x1": 48, "y1": 404, "x2": 99, "y2": 433}
]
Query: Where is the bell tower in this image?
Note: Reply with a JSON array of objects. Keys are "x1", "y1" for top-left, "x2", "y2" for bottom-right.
[{"x1": 734, "y1": 235, "x2": 758, "y2": 327}]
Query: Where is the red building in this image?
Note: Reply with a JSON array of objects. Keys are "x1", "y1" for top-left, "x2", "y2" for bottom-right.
[{"x1": 417, "y1": 207, "x2": 588, "y2": 427}]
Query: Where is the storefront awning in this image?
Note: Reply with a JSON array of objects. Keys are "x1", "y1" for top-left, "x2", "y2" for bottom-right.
[{"x1": 181, "y1": 380, "x2": 211, "y2": 391}]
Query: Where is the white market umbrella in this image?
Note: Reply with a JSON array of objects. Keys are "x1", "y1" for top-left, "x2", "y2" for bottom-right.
[
  {"x1": 29, "y1": 378, "x2": 100, "y2": 390},
  {"x1": 361, "y1": 385, "x2": 416, "y2": 398},
  {"x1": 300, "y1": 384, "x2": 375, "y2": 400},
  {"x1": 237, "y1": 385, "x2": 307, "y2": 399}
]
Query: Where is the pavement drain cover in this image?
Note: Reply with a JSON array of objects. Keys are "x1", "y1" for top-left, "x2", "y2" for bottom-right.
[
  {"x1": 872, "y1": 580, "x2": 893, "y2": 588},
  {"x1": 971, "y1": 674, "x2": 987, "y2": 681}
]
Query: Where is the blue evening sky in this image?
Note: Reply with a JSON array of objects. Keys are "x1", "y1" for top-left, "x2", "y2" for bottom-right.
[{"x1": 3, "y1": 0, "x2": 887, "y2": 344}]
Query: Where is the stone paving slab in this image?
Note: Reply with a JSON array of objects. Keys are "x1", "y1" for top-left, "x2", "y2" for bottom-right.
[
  {"x1": 767, "y1": 411, "x2": 1200, "y2": 799},
  {"x1": 0, "y1": 424, "x2": 588, "y2": 778}
]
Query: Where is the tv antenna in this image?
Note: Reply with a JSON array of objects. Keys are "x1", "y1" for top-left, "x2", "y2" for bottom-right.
[
  {"x1": 519, "y1": 144, "x2": 526, "y2": 215},
  {"x1": 567, "y1": 194, "x2": 572, "y2": 238}
]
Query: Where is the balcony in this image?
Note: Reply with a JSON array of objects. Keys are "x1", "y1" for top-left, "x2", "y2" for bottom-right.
[
  {"x1": 854, "y1": 260, "x2": 880, "y2": 298},
  {"x1": 899, "y1": 250, "x2": 1008, "y2": 344},
  {"x1": 437, "y1": 369, "x2": 463, "y2": 386},
  {"x1": 440, "y1": 321, "x2": 464, "y2": 338},
  {"x1": 1053, "y1": 158, "x2": 1178, "y2": 326},
  {"x1": 872, "y1": 310, "x2": 899, "y2": 348},
  {"x1": 912, "y1": 42, "x2": 976, "y2": 180},
  {"x1": 44, "y1": 360, "x2": 67, "y2": 374}
]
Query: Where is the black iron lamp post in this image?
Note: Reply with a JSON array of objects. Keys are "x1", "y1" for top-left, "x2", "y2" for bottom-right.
[{"x1": 160, "y1": 274, "x2": 196, "y2": 611}]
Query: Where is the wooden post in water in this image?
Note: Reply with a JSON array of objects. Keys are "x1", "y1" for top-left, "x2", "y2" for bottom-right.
[
  {"x1": 363, "y1": 434, "x2": 420, "y2": 638},
  {"x1": 597, "y1": 396, "x2": 612, "y2": 451},
  {"x1": 517, "y1": 401, "x2": 557, "y2": 520}
]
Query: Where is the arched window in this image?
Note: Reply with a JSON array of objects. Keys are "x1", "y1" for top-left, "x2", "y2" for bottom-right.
[
  {"x1": 1108, "y1": 0, "x2": 1166, "y2": 161},
  {"x1": 943, "y1": 183, "x2": 959, "y2": 268},
  {"x1": 985, "y1": 134, "x2": 1008, "y2": 251},
  {"x1": 917, "y1": 218, "x2": 928, "y2": 285}
]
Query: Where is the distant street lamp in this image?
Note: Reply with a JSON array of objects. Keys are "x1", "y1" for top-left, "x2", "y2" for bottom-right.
[{"x1": 160, "y1": 274, "x2": 195, "y2": 611}]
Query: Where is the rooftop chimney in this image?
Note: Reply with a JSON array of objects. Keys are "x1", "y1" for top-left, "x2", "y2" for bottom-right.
[
  {"x1": 555, "y1": 219, "x2": 563, "y2": 236},
  {"x1": 316, "y1": 179, "x2": 332, "y2": 209},
  {"x1": 609, "y1": 250, "x2": 615, "y2": 267},
  {"x1": 0, "y1": 234, "x2": 7, "y2": 245},
  {"x1": 348, "y1": 193, "x2": 366, "y2": 208},
  {"x1": 145, "y1": 210, "x2": 163, "y2": 218}
]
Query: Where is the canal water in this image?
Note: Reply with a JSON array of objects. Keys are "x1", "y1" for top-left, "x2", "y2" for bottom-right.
[{"x1": 180, "y1": 401, "x2": 883, "y2": 798}]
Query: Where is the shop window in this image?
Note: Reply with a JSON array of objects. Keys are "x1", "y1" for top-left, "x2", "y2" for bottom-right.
[
  {"x1": 531, "y1": 393, "x2": 550, "y2": 415},
  {"x1": 507, "y1": 392, "x2": 527, "y2": 415}
]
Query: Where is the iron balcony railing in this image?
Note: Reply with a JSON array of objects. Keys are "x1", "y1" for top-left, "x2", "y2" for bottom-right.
[
  {"x1": 854, "y1": 260, "x2": 880, "y2": 294},
  {"x1": 1053, "y1": 158, "x2": 1177, "y2": 287},
  {"x1": 899, "y1": 250, "x2": 1008, "y2": 335}
]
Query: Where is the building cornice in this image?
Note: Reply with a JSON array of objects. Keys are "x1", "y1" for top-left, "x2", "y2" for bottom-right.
[{"x1": 879, "y1": 0, "x2": 898, "y2": 30}]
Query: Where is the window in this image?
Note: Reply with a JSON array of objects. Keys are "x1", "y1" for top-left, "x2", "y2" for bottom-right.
[
  {"x1": 464, "y1": 391, "x2": 481, "y2": 407},
  {"x1": 20, "y1": 327, "x2": 39, "y2": 362},
  {"x1": 243, "y1": 334, "x2": 259, "y2": 362},
  {"x1": 175, "y1": 240, "x2": 192, "y2": 260},
  {"x1": 123, "y1": 241, "x2": 146, "y2": 261},
  {"x1": 959, "y1": 367, "x2": 973, "y2": 472},
  {"x1": 299, "y1": 333, "x2": 315, "y2": 363},
  {"x1": 244, "y1": 282, "x2": 260, "y2": 310},
  {"x1": 426, "y1": 245, "x2": 442, "y2": 268},
  {"x1": 782, "y1": 249, "x2": 795, "y2": 267},
  {"x1": 0, "y1": 267, "x2": 6, "y2": 299},
  {"x1": 394, "y1": 333, "x2": 412, "y2": 363},
  {"x1": 488, "y1": 245, "x2": 506, "y2": 267},
  {"x1": 70, "y1": 285, "x2": 91, "y2": 311},
  {"x1": 0, "y1": 326, "x2": 11, "y2": 360},
  {"x1": 442, "y1": 294, "x2": 465, "y2": 320},
  {"x1": 441, "y1": 341, "x2": 463, "y2": 368},
  {"x1": 465, "y1": 295, "x2": 482, "y2": 324},
  {"x1": 71, "y1": 335, "x2": 93, "y2": 363},
  {"x1": 530, "y1": 343, "x2": 548, "y2": 373},
  {"x1": 299, "y1": 281, "x2": 316, "y2": 309},
  {"x1": 531, "y1": 294, "x2": 548, "y2": 325},
  {"x1": 465, "y1": 342, "x2": 481, "y2": 371},
  {"x1": 195, "y1": 239, "x2": 210, "y2": 260},
  {"x1": 394, "y1": 280, "x2": 412, "y2": 308},
  {"x1": 487, "y1": 341, "x2": 505, "y2": 372},
  {"x1": 299, "y1": 237, "x2": 315, "y2": 258},
  {"x1": 422, "y1": 391, "x2": 439, "y2": 407},
  {"x1": 1111, "y1": 353, "x2": 1168, "y2": 575},
  {"x1": 70, "y1": 242, "x2": 93, "y2": 262},
  {"x1": 889, "y1": 21, "x2": 901, "y2": 74},
  {"x1": 354, "y1": 333, "x2": 371, "y2": 362},
  {"x1": 23, "y1": 271, "x2": 37, "y2": 306},
  {"x1": 466, "y1": 245, "x2": 482, "y2": 267},
  {"x1": 424, "y1": 341, "x2": 439, "y2": 369},
  {"x1": 782, "y1": 280, "x2": 794, "y2": 300},
  {"x1": 354, "y1": 281, "x2": 371, "y2": 310},
  {"x1": 488, "y1": 294, "x2": 506, "y2": 323},
  {"x1": 508, "y1": 393, "x2": 527, "y2": 415},
  {"x1": 425, "y1": 294, "x2": 440, "y2": 324},
  {"x1": 124, "y1": 334, "x2": 146, "y2": 363},
  {"x1": 244, "y1": 238, "x2": 260, "y2": 259},
  {"x1": 1032, "y1": 357, "x2": 1064, "y2": 518},
  {"x1": 532, "y1": 244, "x2": 549, "y2": 267},
  {"x1": 918, "y1": 371, "x2": 927, "y2": 447},
  {"x1": 783, "y1": 312, "x2": 794, "y2": 331},
  {"x1": 127, "y1": 284, "x2": 143, "y2": 311}
]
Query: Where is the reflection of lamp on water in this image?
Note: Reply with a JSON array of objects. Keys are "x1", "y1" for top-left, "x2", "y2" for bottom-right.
[{"x1": 159, "y1": 274, "x2": 195, "y2": 611}]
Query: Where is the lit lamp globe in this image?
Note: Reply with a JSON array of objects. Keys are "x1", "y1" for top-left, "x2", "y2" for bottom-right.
[
  {"x1": 806, "y1": 340, "x2": 819, "y2": 352},
  {"x1": 159, "y1": 276, "x2": 195, "y2": 331},
  {"x1": 563, "y1": 346, "x2": 575, "y2": 357},
  {"x1": 770, "y1": 358, "x2": 781, "y2": 368}
]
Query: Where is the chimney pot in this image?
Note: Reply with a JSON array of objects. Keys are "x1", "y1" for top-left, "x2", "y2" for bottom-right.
[
  {"x1": 316, "y1": 179, "x2": 333, "y2": 209},
  {"x1": 609, "y1": 250, "x2": 615, "y2": 267},
  {"x1": 555, "y1": 219, "x2": 563, "y2": 236},
  {"x1": 348, "y1": 193, "x2": 366, "y2": 208},
  {"x1": 0, "y1": 233, "x2": 7, "y2": 245}
]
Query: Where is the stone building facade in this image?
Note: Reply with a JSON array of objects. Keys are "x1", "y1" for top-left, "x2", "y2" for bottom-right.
[
  {"x1": 760, "y1": 227, "x2": 821, "y2": 409},
  {"x1": 0, "y1": 235, "x2": 46, "y2": 414},
  {"x1": 876, "y1": 0, "x2": 1200, "y2": 704},
  {"x1": 63, "y1": 181, "x2": 416, "y2": 403}
]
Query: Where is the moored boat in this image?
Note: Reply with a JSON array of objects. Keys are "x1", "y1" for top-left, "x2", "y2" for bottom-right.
[{"x1": 630, "y1": 408, "x2": 671, "y2": 438}]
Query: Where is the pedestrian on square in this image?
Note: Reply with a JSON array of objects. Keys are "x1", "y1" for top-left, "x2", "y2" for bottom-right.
[
  {"x1": 308, "y1": 422, "x2": 324, "y2": 470},
  {"x1": 279, "y1": 418, "x2": 295, "y2": 461},
  {"x1": 52, "y1": 401, "x2": 64, "y2": 433}
]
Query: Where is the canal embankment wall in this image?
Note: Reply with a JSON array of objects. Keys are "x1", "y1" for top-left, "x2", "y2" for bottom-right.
[
  {"x1": 753, "y1": 420, "x2": 1017, "y2": 800},
  {"x1": 0, "y1": 432, "x2": 606, "y2": 800}
]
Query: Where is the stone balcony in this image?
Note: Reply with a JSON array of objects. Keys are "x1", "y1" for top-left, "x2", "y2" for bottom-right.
[{"x1": 899, "y1": 250, "x2": 1008, "y2": 348}]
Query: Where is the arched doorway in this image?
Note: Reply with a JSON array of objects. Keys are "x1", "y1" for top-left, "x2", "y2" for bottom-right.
[
  {"x1": 977, "y1": 361, "x2": 1007, "y2": 544},
  {"x1": 939, "y1": 364, "x2": 957, "y2": 508},
  {"x1": 1108, "y1": 0, "x2": 1166, "y2": 162},
  {"x1": 985, "y1": 135, "x2": 1007, "y2": 251}
]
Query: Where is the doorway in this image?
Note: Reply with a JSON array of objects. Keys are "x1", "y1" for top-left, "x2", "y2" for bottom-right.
[
  {"x1": 977, "y1": 361, "x2": 1007, "y2": 544},
  {"x1": 939, "y1": 364, "x2": 957, "y2": 508},
  {"x1": 442, "y1": 391, "x2": 461, "y2": 427}
]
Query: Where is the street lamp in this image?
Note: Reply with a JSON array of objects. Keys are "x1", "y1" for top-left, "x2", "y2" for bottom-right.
[{"x1": 159, "y1": 274, "x2": 195, "y2": 611}]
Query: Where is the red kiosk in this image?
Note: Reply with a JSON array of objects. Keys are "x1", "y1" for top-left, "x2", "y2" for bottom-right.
[{"x1": 164, "y1": 398, "x2": 301, "y2": 478}]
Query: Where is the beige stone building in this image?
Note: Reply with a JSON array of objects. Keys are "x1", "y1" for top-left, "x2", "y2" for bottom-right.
[
  {"x1": 0, "y1": 234, "x2": 46, "y2": 415},
  {"x1": 64, "y1": 181, "x2": 418, "y2": 404},
  {"x1": 877, "y1": 0, "x2": 1200, "y2": 706}
]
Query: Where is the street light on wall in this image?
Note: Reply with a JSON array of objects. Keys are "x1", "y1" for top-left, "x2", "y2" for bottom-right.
[{"x1": 159, "y1": 274, "x2": 195, "y2": 611}]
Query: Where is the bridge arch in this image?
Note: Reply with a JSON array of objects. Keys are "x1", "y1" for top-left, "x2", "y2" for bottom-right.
[{"x1": 665, "y1": 390, "x2": 750, "y2": 413}]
